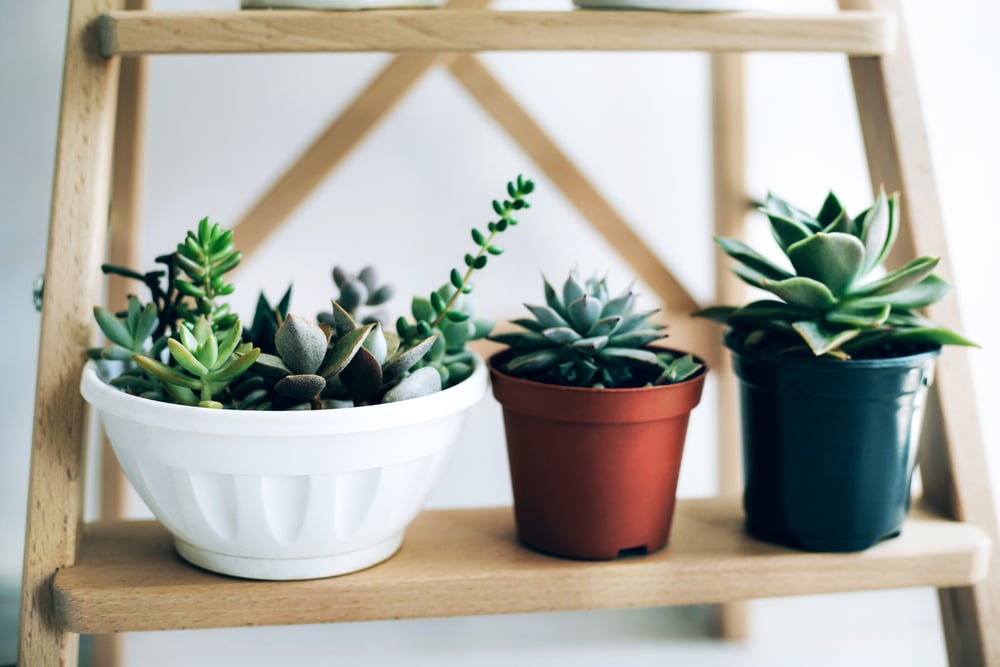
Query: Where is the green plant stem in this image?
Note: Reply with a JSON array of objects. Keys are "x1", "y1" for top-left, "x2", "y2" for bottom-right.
[{"x1": 430, "y1": 228, "x2": 499, "y2": 329}]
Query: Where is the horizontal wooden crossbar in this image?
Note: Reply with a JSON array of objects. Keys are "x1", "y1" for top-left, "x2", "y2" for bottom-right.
[{"x1": 99, "y1": 10, "x2": 896, "y2": 56}]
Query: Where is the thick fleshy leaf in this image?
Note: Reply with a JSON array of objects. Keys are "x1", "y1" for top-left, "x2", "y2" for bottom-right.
[
  {"x1": 328, "y1": 300, "x2": 358, "y2": 337},
  {"x1": 765, "y1": 213, "x2": 812, "y2": 252},
  {"x1": 615, "y1": 309, "x2": 661, "y2": 335},
  {"x1": 562, "y1": 271, "x2": 586, "y2": 307},
  {"x1": 504, "y1": 349, "x2": 560, "y2": 374},
  {"x1": 339, "y1": 346, "x2": 383, "y2": 404},
  {"x1": 382, "y1": 334, "x2": 438, "y2": 385},
  {"x1": 608, "y1": 330, "x2": 665, "y2": 347},
  {"x1": 791, "y1": 321, "x2": 860, "y2": 356},
  {"x1": 511, "y1": 317, "x2": 544, "y2": 333},
  {"x1": 597, "y1": 347, "x2": 659, "y2": 365},
  {"x1": 694, "y1": 305, "x2": 738, "y2": 324},
  {"x1": 317, "y1": 323, "x2": 374, "y2": 379},
  {"x1": 787, "y1": 232, "x2": 866, "y2": 296},
  {"x1": 93, "y1": 306, "x2": 133, "y2": 350},
  {"x1": 205, "y1": 347, "x2": 260, "y2": 384},
  {"x1": 732, "y1": 300, "x2": 806, "y2": 322},
  {"x1": 382, "y1": 367, "x2": 442, "y2": 403},
  {"x1": 490, "y1": 331, "x2": 550, "y2": 351},
  {"x1": 525, "y1": 304, "x2": 569, "y2": 330},
  {"x1": 600, "y1": 289, "x2": 636, "y2": 318},
  {"x1": 764, "y1": 194, "x2": 822, "y2": 231},
  {"x1": 275, "y1": 314, "x2": 329, "y2": 375},
  {"x1": 714, "y1": 237, "x2": 793, "y2": 281},
  {"x1": 253, "y1": 352, "x2": 292, "y2": 378},
  {"x1": 821, "y1": 208, "x2": 852, "y2": 235},
  {"x1": 135, "y1": 302, "x2": 159, "y2": 346},
  {"x1": 869, "y1": 273, "x2": 952, "y2": 309},
  {"x1": 195, "y1": 329, "x2": 219, "y2": 369},
  {"x1": 849, "y1": 256, "x2": 940, "y2": 299},
  {"x1": 133, "y1": 354, "x2": 201, "y2": 389},
  {"x1": 411, "y1": 297, "x2": 435, "y2": 323},
  {"x1": 543, "y1": 277, "x2": 571, "y2": 322},
  {"x1": 860, "y1": 190, "x2": 898, "y2": 273},
  {"x1": 216, "y1": 321, "x2": 244, "y2": 362},
  {"x1": 542, "y1": 327, "x2": 581, "y2": 345},
  {"x1": 587, "y1": 316, "x2": 622, "y2": 338},
  {"x1": 850, "y1": 327, "x2": 977, "y2": 351},
  {"x1": 275, "y1": 373, "x2": 326, "y2": 401},
  {"x1": 167, "y1": 338, "x2": 209, "y2": 377},
  {"x1": 571, "y1": 335, "x2": 609, "y2": 351},
  {"x1": 816, "y1": 191, "x2": 846, "y2": 227},
  {"x1": 656, "y1": 354, "x2": 703, "y2": 384},
  {"x1": 731, "y1": 265, "x2": 768, "y2": 289},
  {"x1": 362, "y1": 323, "x2": 388, "y2": 365},
  {"x1": 760, "y1": 277, "x2": 837, "y2": 309},
  {"x1": 568, "y1": 295, "x2": 603, "y2": 332},
  {"x1": 825, "y1": 303, "x2": 891, "y2": 328}
]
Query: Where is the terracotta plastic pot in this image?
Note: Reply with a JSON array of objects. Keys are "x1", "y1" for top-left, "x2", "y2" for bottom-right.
[
  {"x1": 489, "y1": 350, "x2": 707, "y2": 560},
  {"x1": 725, "y1": 329, "x2": 940, "y2": 552}
]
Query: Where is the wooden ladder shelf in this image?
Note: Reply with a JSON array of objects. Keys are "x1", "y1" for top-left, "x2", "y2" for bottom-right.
[{"x1": 20, "y1": 2, "x2": 1000, "y2": 666}]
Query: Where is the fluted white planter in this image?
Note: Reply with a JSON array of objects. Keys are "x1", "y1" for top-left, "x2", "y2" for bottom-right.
[{"x1": 80, "y1": 356, "x2": 487, "y2": 580}]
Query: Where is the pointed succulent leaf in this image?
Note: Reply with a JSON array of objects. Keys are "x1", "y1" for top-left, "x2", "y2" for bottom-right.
[
  {"x1": 867, "y1": 327, "x2": 978, "y2": 349},
  {"x1": 731, "y1": 265, "x2": 770, "y2": 289},
  {"x1": 411, "y1": 297, "x2": 435, "y2": 323},
  {"x1": 875, "y1": 274, "x2": 953, "y2": 310},
  {"x1": 656, "y1": 354, "x2": 702, "y2": 385},
  {"x1": 759, "y1": 276, "x2": 837, "y2": 310},
  {"x1": 525, "y1": 304, "x2": 569, "y2": 330},
  {"x1": 511, "y1": 317, "x2": 544, "y2": 333},
  {"x1": 541, "y1": 327, "x2": 582, "y2": 345},
  {"x1": 571, "y1": 335, "x2": 609, "y2": 351},
  {"x1": 135, "y1": 302, "x2": 159, "y2": 345},
  {"x1": 167, "y1": 338, "x2": 209, "y2": 377},
  {"x1": 332, "y1": 266, "x2": 350, "y2": 288},
  {"x1": 490, "y1": 331, "x2": 549, "y2": 351},
  {"x1": 196, "y1": 329, "x2": 220, "y2": 369},
  {"x1": 597, "y1": 347, "x2": 659, "y2": 365},
  {"x1": 100, "y1": 346, "x2": 135, "y2": 361},
  {"x1": 338, "y1": 280, "x2": 367, "y2": 312},
  {"x1": 587, "y1": 315, "x2": 623, "y2": 338},
  {"x1": 205, "y1": 346, "x2": 260, "y2": 383},
  {"x1": 193, "y1": 316, "x2": 213, "y2": 345},
  {"x1": 792, "y1": 321, "x2": 861, "y2": 356},
  {"x1": 275, "y1": 374, "x2": 326, "y2": 401},
  {"x1": 216, "y1": 321, "x2": 244, "y2": 363},
  {"x1": 382, "y1": 334, "x2": 438, "y2": 385},
  {"x1": 254, "y1": 352, "x2": 293, "y2": 378},
  {"x1": 816, "y1": 191, "x2": 847, "y2": 227},
  {"x1": 615, "y1": 309, "x2": 661, "y2": 335},
  {"x1": 568, "y1": 295, "x2": 602, "y2": 332},
  {"x1": 178, "y1": 322, "x2": 198, "y2": 351},
  {"x1": 543, "y1": 276, "x2": 572, "y2": 321},
  {"x1": 787, "y1": 232, "x2": 866, "y2": 296},
  {"x1": 275, "y1": 314, "x2": 329, "y2": 375},
  {"x1": 715, "y1": 237, "x2": 794, "y2": 281},
  {"x1": 563, "y1": 271, "x2": 586, "y2": 307},
  {"x1": 317, "y1": 323, "x2": 374, "y2": 379},
  {"x1": 608, "y1": 331, "x2": 664, "y2": 348},
  {"x1": 693, "y1": 305, "x2": 737, "y2": 325},
  {"x1": 849, "y1": 256, "x2": 941, "y2": 299},
  {"x1": 339, "y1": 346, "x2": 384, "y2": 404},
  {"x1": 825, "y1": 303, "x2": 891, "y2": 328},
  {"x1": 328, "y1": 300, "x2": 358, "y2": 337},
  {"x1": 504, "y1": 349, "x2": 561, "y2": 374},
  {"x1": 384, "y1": 330, "x2": 401, "y2": 359},
  {"x1": 860, "y1": 190, "x2": 898, "y2": 274},
  {"x1": 382, "y1": 367, "x2": 442, "y2": 403},
  {"x1": 368, "y1": 284, "x2": 393, "y2": 306},
  {"x1": 765, "y1": 212, "x2": 812, "y2": 252},
  {"x1": 601, "y1": 290, "x2": 636, "y2": 318},
  {"x1": 821, "y1": 208, "x2": 853, "y2": 235},
  {"x1": 357, "y1": 266, "x2": 378, "y2": 290},
  {"x1": 133, "y1": 354, "x2": 202, "y2": 389},
  {"x1": 732, "y1": 300, "x2": 806, "y2": 322},
  {"x1": 362, "y1": 323, "x2": 388, "y2": 365},
  {"x1": 93, "y1": 306, "x2": 134, "y2": 350}
]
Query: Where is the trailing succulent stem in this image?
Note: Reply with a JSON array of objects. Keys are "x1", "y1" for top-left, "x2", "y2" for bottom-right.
[
  {"x1": 397, "y1": 174, "x2": 535, "y2": 387},
  {"x1": 697, "y1": 189, "x2": 976, "y2": 358},
  {"x1": 492, "y1": 272, "x2": 703, "y2": 388}
]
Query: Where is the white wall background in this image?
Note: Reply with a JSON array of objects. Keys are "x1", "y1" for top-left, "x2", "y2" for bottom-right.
[{"x1": 1, "y1": 1, "x2": 998, "y2": 665}]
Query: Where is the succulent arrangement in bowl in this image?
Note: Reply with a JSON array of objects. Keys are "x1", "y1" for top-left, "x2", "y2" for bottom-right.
[
  {"x1": 81, "y1": 175, "x2": 534, "y2": 580},
  {"x1": 488, "y1": 271, "x2": 707, "y2": 560},
  {"x1": 697, "y1": 188, "x2": 976, "y2": 552}
]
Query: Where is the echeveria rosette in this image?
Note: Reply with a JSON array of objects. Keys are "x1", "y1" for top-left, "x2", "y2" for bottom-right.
[
  {"x1": 491, "y1": 272, "x2": 703, "y2": 389},
  {"x1": 697, "y1": 189, "x2": 977, "y2": 358}
]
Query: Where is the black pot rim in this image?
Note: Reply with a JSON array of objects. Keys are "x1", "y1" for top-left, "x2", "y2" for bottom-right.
[
  {"x1": 723, "y1": 327, "x2": 942, "y2": 371},
  {"x1": 487, "y1": 346, "x2": 708, "y2": 395}
]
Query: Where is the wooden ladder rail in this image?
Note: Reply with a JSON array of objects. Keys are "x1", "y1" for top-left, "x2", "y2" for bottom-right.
[{"x1": 839, "y1": 1, "x2": 1000, "y2": 663}]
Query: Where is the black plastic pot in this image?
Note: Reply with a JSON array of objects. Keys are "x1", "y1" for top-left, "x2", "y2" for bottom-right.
[{"x1": 724, "y1": 329, "x2": 940, "y2": 552}]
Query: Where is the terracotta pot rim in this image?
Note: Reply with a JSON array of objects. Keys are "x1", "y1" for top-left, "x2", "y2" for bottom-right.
[{"x1": 487, "y1": 347, "x2": 708, "y2": 395}]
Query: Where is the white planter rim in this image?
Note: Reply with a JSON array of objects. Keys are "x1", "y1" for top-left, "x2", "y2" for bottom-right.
[{"x1": 81, "y1": 354, "x2": 488, "y2": 437}]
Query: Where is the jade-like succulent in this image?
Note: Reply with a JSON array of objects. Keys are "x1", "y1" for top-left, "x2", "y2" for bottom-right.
[
  {"x1": 133, "y1": 316, "x2": 260, "y2": 408},
  {"x1": 491, "y1": 272, "x2": 703, "y2": 388},
  {"x1": 252, "y1": 303, "x2": 439, "y2": 409},
  {"x1": 697, "y1": 189, "x2": 977, "y2": 358},
  {"x1": 397, "y1": 175, "x2": 534, "y2": 387},
  {"x1": 320, "y1": 265, "x2": 394, "y2": 326}
]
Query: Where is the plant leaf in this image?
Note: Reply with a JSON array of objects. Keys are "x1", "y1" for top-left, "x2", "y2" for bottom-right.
[
  {"x1": 825, "y1": 303, "x2": 891, "y2": 328},
  {"x1": 597, "y1": 347, "x2": 659, "y2": 365},
  {"x1": 849, "y1": 256, "x2": 940, "y2": 299},
  {"x1": 791, "y1": 321, "x2": 860, "y2": 356},
  {"x1": 759, "y1": 277, "x2": 837, "y2": 310},
  {"x1": 787, "y1": 232, "x2": 866, "y2": 296},
  {"x1": 525, "y1": 304, "x2": 569, "y2": 329},
  {"x1": 504, "y1": 349, "x2": 560, "y2": 374},
  {"x1": 93, "y1": 306, "x2": 134, "y2": 350},
  {"x1": 714, "y1": 237, "x2": 794, "y2": 281}
]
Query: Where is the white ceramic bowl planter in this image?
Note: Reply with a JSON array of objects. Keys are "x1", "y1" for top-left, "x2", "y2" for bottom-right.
[{"x1": 81, "y1": 355, "x2": 487, "y2": 580}]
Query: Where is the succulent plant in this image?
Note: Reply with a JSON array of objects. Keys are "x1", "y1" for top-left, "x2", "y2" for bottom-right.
[
  {"x1": 172, "y1": 217, "x2": 241, "y2": 331},
  {"x1": 397, "y1": 174, "x2": 534, "y2": 387},
  {"x1": 697, "y1": 189, "x2": 977, "y2": 359},
  {"x1": 244, "y1": 286, "x2": 292, "y2": 355},
  {"x1": 251, "y1": 303, "x2": 439, "y2": 409},
  {"x1": 320, "y1": 265, "x2": 394, "y2": 326},
  {"x1": 133, "y1": 316, "x2": 260, "y2": 408},
  {"x1": 491, "y1": 272, "x2": 703, "y2": 388}
]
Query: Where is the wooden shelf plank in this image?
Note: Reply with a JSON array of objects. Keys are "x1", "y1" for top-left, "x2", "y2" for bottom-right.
[
  {"x1": 54, "y1": 497, "x2": 988, "y2": 634},
  {"x1": 99, "y1": 10, "x2": 895, "y2": 56}
]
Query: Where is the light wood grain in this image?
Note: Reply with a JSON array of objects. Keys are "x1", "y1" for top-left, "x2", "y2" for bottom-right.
[
  {"x1": 18, "y1": 0, "x2": 124, "y2": 665},
  {"x1": 448, "y1": 54, "x2": 700, "y2": 317},
  {"x1": 710, "y1": 53, "x2": 749, "y2": 642},
  {"x1": 52, "y1": 498, "x2": 988, "y2": 634},
  {"x1": 841, "y1": 1, "x2": 1000, "y2": 664},
  {"x1": 98, "y1": 10, "x2": 896, "y2": 56}
]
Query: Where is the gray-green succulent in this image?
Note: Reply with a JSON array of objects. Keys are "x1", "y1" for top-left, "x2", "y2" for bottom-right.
[
  {"x1": 697, "y1": 189, "x2": 976, "y2": 359},
  {"x1": 320, "y1": 265, "x2": 394, "y2": 326},
  {"x1": 491, "y1": 272, "x2": 703, "y2": 388}
]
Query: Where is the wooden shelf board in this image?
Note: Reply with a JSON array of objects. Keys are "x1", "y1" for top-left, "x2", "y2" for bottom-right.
[
  {"x1": 98, "y1": 10, "x2": 895, "y2": 56},
  {"x1": 53, "y1": 497, "x2": 988, "y2": 634}
]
